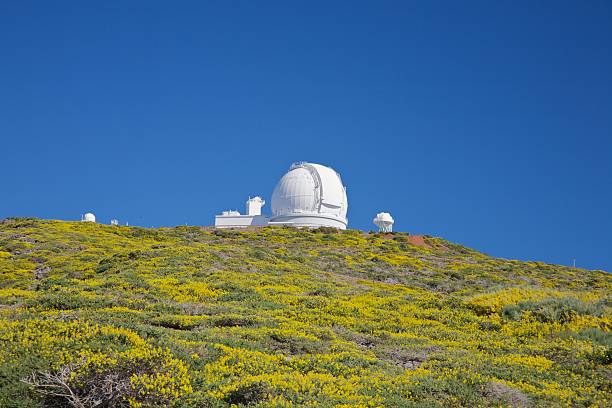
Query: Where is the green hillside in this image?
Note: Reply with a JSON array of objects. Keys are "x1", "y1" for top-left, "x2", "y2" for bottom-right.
[{"x1": 0, "y1": 218, "x2": 609, "y2": 407}]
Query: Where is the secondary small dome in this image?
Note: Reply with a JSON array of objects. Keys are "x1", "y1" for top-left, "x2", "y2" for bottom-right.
[
  {"x1": 373, "y1": 212, "x2": 394, "y2": 232},
  {"x1": 270, "y1": 162, "x2": 348, "y2": 229},
  {"x1": 82, "y1": 212, "x2": 96, "y2": 223}
]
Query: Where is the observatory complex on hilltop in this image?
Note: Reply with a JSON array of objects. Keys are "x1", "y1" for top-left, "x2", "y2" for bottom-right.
[
  {"x1": 215, "y1": 162, "x2": 349, "y2": 229},
  {"x1": 79, "y1": 161, "x2": 394, "y2": 231},
  {"x1": 214, "y1": 161, "x2": 394, "y2": 231}
]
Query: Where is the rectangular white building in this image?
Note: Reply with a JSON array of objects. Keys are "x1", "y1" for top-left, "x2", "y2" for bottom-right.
[{"x1": 214, "y1": 197, "x2": 269, "y2": 228}]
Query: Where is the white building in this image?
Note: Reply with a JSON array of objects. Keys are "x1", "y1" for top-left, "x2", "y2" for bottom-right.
[
  {"x1": 214, "y1": 197, "x2": 269, "y2": 228},
  {"x1": 373, "y1": 212, "x2": 394, "y2": 232},
  {"x1": 82, "y1": 212, "x2": 96, "y2": 223},
  {"x1": 269, "y1": 162, "x2": 348, "y2": 229},
  {"x1": 246, "y1": 196, "x2": 265, "y2": 216},
  {"x1": 214, "y1": 162, "x2": 348, "y2": 229}
]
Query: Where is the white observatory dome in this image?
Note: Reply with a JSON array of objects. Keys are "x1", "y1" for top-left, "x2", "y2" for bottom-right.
[
  {"x1": 373, "y1": 212, "x2": 394, "y2": 232},
  {"x1": 270, "y1": 162, "x2": 348, "y2": 229},
  {"x1": 82, "y1": 212, "x2": 96, "y2": 223}
]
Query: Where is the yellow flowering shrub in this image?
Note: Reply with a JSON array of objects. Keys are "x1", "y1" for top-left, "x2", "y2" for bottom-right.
[
  {"x1": 465, "y1": 287, "x2": 561, "y2": 315},
  {"x1": 0, "y1": 317, "x2": 192, "y2": 406},
  {"x1": 0, "y1": 218, "x2": 609, "y2": 407},
  {"x1": 147, "y1": 277, "x2": 222, "y2": 302}
]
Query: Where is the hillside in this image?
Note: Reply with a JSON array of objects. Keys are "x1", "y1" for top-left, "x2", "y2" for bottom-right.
[{"x1": 0, "y1": 218, "x2": 609, "y2": 407}]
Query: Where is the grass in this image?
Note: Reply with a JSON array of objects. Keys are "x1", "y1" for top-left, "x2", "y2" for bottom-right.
[{"x1": 0, "y1": 217, "x2": 610, "y2": 407}]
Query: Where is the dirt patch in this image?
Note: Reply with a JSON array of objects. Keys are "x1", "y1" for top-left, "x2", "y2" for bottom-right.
[
  {"x1": 406, "y1": 235, "x2": 429, "y2": 248},
  {"x1": 379, "y1": 345, "x2": 439, "y2": 370},
  {"x1": 379, "y1": 234, "x2": 431, "y2": 249},
  {"x1": 483, "y1": 381, "x2": 531, "y2": 407}
]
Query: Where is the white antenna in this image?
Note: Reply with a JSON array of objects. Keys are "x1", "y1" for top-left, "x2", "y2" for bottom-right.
[{"x1": 111, "y1": 219, "x2": 119, "y2": 226}]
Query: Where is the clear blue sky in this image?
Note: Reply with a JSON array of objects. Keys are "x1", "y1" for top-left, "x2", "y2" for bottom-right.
[{"x1": 1, "y1": 1, "x2": 610, "y2": 271}]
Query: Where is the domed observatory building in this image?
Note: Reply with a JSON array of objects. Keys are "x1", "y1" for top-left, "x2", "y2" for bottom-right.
[
  {"x1": 269, "y1": 162, "x2": 348, "y2": 229},
  {"x1": 373, "y1": 212, "x2": 394, "y2": 232},
  {"x1": 81, "y1": 212, "x2": 96, "y2": 223}
]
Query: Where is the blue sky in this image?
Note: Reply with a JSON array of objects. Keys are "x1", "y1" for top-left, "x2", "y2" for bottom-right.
[{"x1": 1, "y1": 1, "x2": 610, "y2": 271}]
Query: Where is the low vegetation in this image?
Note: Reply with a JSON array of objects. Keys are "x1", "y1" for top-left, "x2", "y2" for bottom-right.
[{"x1": 0, "y1": 218, "x2": 609, "y2": 407}]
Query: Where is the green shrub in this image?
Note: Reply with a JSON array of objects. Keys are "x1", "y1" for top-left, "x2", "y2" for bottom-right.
[
  {"x1": 502, "y1": 296, "x2": 602, "y2": 323},
  {"x1": 225, "y1": 381, "x2": 272, "y2": 405}
]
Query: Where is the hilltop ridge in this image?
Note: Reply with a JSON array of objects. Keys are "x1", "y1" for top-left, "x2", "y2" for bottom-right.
[{"x1": 0, "y1": 218, "x2": 609, "y2": 407}]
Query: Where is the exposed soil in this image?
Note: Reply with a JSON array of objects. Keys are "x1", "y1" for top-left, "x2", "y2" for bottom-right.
[{"x1": 406, "y1": 235, "x2": 429, "y2": 248}]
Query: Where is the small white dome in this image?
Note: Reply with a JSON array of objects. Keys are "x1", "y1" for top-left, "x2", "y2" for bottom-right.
[
  {"x1": 82, "y1": 212, "x2": 96, "y2": 223},
  {"x1": 271, "y1": 162, "x2": 348, "y2": 229},
  {"x1": 374, "y1": 212, "x2": 394, "y2": 223},
  {"x1": 373, "y1": 212, "x2": 394, "y2": 232}
]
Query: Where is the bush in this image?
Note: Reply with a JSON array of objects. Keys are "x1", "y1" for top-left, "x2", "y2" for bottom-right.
[
  {"x1": 23, "y1": 348, "x2": 192, "y2": 407},
  {"x1": 502, "y1": 296, "x2": 602, "y2": 323},
  {"x1": 225, "y1": 381, "x2": 272, "y2": 405},
  {"x1": 311, "y1": 226, "x2": 338, "y2": 234},
  {"x1": 213, "y1": 314, "x2": 256, "y2": 328}
]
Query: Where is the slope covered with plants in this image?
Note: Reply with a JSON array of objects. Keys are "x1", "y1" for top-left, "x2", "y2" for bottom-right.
[{"x1": 0, "y1": 218, "x2": 609, "y2": 407}]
